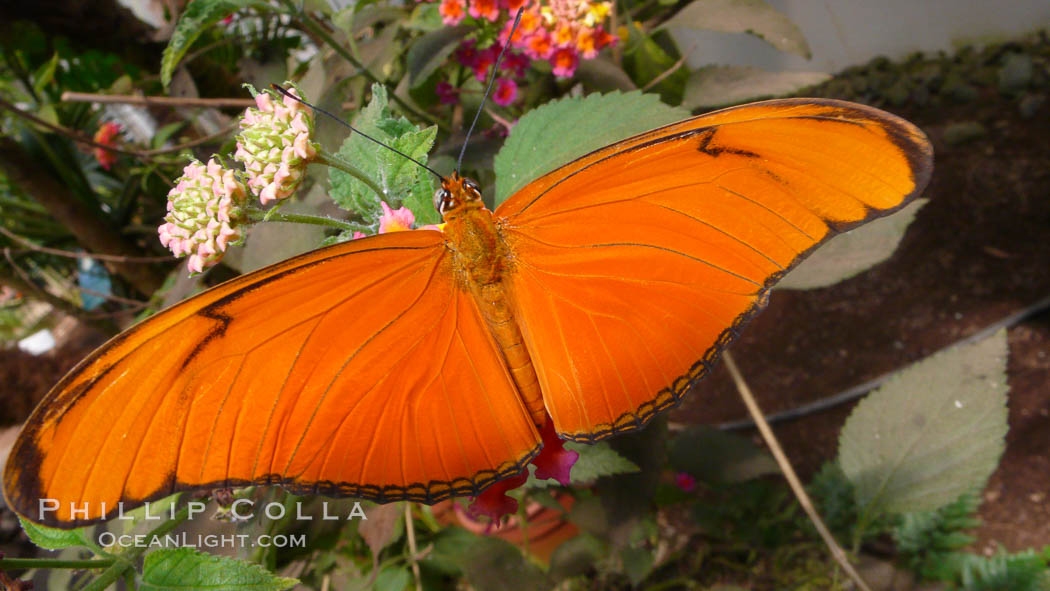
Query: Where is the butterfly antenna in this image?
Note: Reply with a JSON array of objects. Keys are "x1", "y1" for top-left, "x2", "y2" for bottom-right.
[
  {"x1": 271, "y1": 84, "x2": 443, "y2": 180},
  {"x1": 455, "y1": 7, "x2": 524, "y2": 174}
]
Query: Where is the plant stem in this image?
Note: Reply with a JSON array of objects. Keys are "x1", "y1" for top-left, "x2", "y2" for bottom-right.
[
  {"x1": 0, "y1": 558, "x2": 116, "y2": 570},
  {"x1": 722, "y1": 351, "x2": 873, "y2": 591},
  {"x1": 246, "y1": 208, "x2": 371, "y2": 233},
  {"x1": 81, "y1": 505, "x2": 192, "y2": 591},
  {"x1": 404, "y1": 503, "x2": 423, "y2": 591},
  {"x1": 316, "y1": 149, "x2": 385, "y2": 200}
]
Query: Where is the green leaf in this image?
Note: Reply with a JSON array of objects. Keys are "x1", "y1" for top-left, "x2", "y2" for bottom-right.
[
  {"x1": 548, "y1": 534, "x2": 608, "y2": 581},
  {"x1": 493, "y1": 91, "x2": 688, "y2": 204},
  {"x1": 406, "y1": 25, "x2": 471, "y2": 87},
  {"x1": 620, "y1": 545, "x2": 654, "y2": 585},
  {"x1": 329, "y1": 84, "x2": 440, "y2": 226},
  {"x1": 374, "y1": 566, "x2": 411, "y2": 591},
  {"x1": 431, "y1": 530, "x2": 552, "y2": 591},
  {"x1": 32, "y1": 52, "x2": 60, "y2": 95},
  {"x1": 621, "y1": 30, "x2": 688, "y2": 106},
  {"x1": 778, "y1": 199, "x2": 927, "y2": 290},
  {"x1": 161, "y1": 0, "x2": 263, "y2": 88},
  {"x1": 18, "y1": 517, "x2": 93, "y2": 551},
  {"x1": 140, "y1": 548, "x2": 298, "y2": 590},
  {"x1": 839, "y1": 330, "x2": 1010, "y2": 515},
  {"x1": 526, "y1": 442, "x2": 639, "y2": 489},
  {"x1": 668, "y1": 426, "x2": 778, "y2": 483},
  {"x1": 683, "y1": 65, "x2": 831, "y2": 109},
  {"x1": 660, "y1": 0, "x2": 812, "y2": 58}
]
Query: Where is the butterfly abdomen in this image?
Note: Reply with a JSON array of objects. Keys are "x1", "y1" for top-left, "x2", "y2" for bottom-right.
[{"x1": 444, "y1": 200, "x2": 547, "y2": 426}]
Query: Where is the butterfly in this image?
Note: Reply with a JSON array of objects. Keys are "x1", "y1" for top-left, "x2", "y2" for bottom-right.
[{"x1": 3, "y1": 98, "x2": 932, "y2": 527}]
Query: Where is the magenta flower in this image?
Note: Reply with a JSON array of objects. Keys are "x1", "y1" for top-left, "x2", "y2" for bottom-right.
[
  {"x1": 492, "y1": 78, "x2": 518, "y2": 106},
  {"x1": 467, "y1": 472, "x2": 528, "y2": 523},
  {"x1": 435, "y1": 81, "x2": 459, "y2": 105},
  {"x1": 455, "y1": 39, "x2": 479, "y2": 68},
  {"x1": 675, "y1": 472, "x2": 697, "y2": 493},
  {"x1": 467, "y1": 415, "x2": 579, "y2": 522}
]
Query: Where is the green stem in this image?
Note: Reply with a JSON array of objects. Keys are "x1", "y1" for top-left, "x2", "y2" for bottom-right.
[
  {"x1": 0, "y1": 558, "x2": 116, "y2": 570},
  {"x1": 81, "y1": 505, "x2": 192, "y2": 591},
  {"x1": 316, "y1": 149, "x2": 385, "y2": 200},
  {"x1": 246, "y1": 208, "x2": 371, "y2": 234},
  {"x1": 278, "y1": 1, "x2": 442, "y2": 129}
]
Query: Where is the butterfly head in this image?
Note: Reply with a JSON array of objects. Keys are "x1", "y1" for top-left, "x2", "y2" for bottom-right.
[{"x1": 434, "y1": 172, "x2": 484, "y2": 219}]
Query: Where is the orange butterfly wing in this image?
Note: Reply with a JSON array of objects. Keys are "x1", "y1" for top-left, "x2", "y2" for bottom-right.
[
  {"x1": 495, "y1": 98, "x2": 933, "y2": 441},
  {"x1": 3, "y1": 231, "x2": 539, "y2": 527}
]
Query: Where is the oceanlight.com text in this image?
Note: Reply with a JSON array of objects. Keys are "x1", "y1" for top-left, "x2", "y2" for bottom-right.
[{"x1": 97, "y1": 532, "x2": 307, "y2": 549}]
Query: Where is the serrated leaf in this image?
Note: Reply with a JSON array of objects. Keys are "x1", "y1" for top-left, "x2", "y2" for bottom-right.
[
  {"x1": 406, "y1": 25, "x2": 471, "y2": 86},
  {"x1": 493, "y1": 92, "x2": 688, "y2": 204},
  {"x1": 683, "y1": 65, "x2": 830, "y2": 109},
  {"x1": 661, "y1": 0, "x2": 811, "y2": 58},
  {"x1": 18, "y1": 517, "x2": 92, "y2": 550},
  {"x1": 526, "y1": 442, "x2": 639, "y2": 489},
  {"x1": 161, "y1": 0, "x2": 263, "y2": 88},
  {"x1": 140, "y1": 548, "x2": 297, "y2": 590},
  {"x1": 668, "y1": 426, "x2": 778, "y2": 483},
  {"x1": 329, "y1": 84, "x2": 440, "y2": 225},
  {"x1": 778, "y1": 199, "x2": 926, "y2": 290},
  {"x1": 839, "y1": 330, "x2": 1010, "y2": 515}
]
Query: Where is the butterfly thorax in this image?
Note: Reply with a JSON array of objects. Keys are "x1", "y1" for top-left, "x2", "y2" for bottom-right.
[{"x1": 437, "y1": 173, "x2": 546, "y2": 426}]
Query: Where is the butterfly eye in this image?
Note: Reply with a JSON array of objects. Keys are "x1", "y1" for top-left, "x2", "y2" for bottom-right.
[
  {"x1": 433, "y1": 188, "x2": 452, "y2": 214},
  {"x1": 463, "y1": 179, "x2": 480, "y2": 193}
]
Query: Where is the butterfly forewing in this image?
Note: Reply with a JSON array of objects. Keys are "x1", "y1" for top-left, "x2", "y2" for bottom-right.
[
  {"x1": 495, "y1": 98, "x2": 932, "y2": 441},
  {"x1": 4, "y1": 231, "x2": 540, "y2": 527}
]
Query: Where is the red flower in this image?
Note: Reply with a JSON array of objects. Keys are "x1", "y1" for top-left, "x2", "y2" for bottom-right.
[
  {"x1": 468, "y1": 472, "x2": 528, "y2": 522},
  {"x1": 524, "y1": 30, "x2": 553, "y2": 60},
  {"x1": 455, "y1": 40, "x2": 479, "y2": 68},
  {"x1": 92, "y1": 122, "x2": 121, "y2": 170},
  {"x1": 675, "y1": 472, "x2": 697, "y2": 492},
  {"x1": 549, "y1": 46, "x2": 579, "y2": 78},
  {"x1": 501, "y1": 51, "x2": 531, "y2": 77},
  {"x1": 439, "y1": 0, "x2": 466, "y2": 25},
  {"x1": 467, "y1": 415, "x2": 579, "y2": 522},
  {"x1": 491, "y1": 78, "x2": 518, "y2": 106},
  {"x1": 472, "y1": 43, "x2": 501, "y2": 81},
  {"x1": 435, "y1": 81, "x2": 459, "y2": 104},
  {"x1": 531, "y1": 418, "x2": 579, "y2": 485},
  {"x1": 468, "y1": 0, "x2": 500, "y2": 21}
]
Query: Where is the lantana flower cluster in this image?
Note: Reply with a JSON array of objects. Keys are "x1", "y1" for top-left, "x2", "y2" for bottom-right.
[
  {"x1": 158, "y1": 158, "x2": 249, "y2": 274},
  {"x1": 234, "y1": 88, "x2": 319, "y2": 204},
  {"x1": 159, "y1": 85, "x2": 319, "y2": 274},
  {"x1": 434, "y1": 0, "x2": 617, "y2": 105}
]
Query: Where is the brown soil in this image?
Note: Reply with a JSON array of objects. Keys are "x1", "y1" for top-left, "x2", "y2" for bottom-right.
[{"x1": 671, "y1": 74, "x2": 1050, "y2": 551}]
